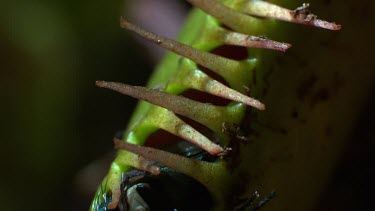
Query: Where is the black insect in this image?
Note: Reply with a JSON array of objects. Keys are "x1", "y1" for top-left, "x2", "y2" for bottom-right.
[{"x1": 117, "y1": 168, "x2": 213, "y2": 211}]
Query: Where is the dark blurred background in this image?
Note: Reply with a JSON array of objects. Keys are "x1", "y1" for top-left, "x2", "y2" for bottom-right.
[
  {"x1": 1, "y1": 0, "x2": 189, "y2": 210},
  {"x1": 0, "y1": 0, "x2": 373, "y2": 210}
]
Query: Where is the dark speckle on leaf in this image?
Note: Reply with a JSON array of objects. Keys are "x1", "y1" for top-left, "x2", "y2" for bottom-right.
[
  {"x1": 311, "y1": 88, "x2": 331, "y2": 107},
  {"x1": 296, "y1": 74, "x2": 318, "y2": 101},
  {"x1": 291, "y1": 107, "x2": 299, "y2": 119}
]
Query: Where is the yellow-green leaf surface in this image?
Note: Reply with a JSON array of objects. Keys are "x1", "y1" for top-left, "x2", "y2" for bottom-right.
[{"x1": 91, "y1": 0, "x2": 375, "y2": 210}]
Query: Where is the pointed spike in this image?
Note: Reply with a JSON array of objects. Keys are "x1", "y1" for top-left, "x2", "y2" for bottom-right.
[
  {"x1": 154, "y1": 110, "x2": 224, "y2": 155},
  {"x1": 204, "y1": 79, "x2": 266, "y2": 110},
  {"x1": 119, "y1": 151, "x2": 160, "y2": 175},
  {"x1": 242, "y1": 1, "x2": 341, "y2": 30},
  {"x1": 114, "y1": 138, "x2": 210, "y2": 182},
  {"x1": 181, "y1": 69, "x2": 265, "y2": 110},
  {"x1": 95, "y1": 81, "x2": 214, "y2": 113},
  {"x1": 96, "y1": 81, "x2": 241, "y2": 133},
  {"x1": 186, "y1": 0, "x2": 257, "y2": 32},
  {"x1": 120, "y1": 17, "x2": 242, "y2": 83},
  {"x1": 222, "y1": 30, "x2": 291, "y2": 52}
]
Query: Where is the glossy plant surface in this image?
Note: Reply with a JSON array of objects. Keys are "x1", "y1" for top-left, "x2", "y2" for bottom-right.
[{"x1": 91, "y1": 1, "x2": 374, "y2": 211}]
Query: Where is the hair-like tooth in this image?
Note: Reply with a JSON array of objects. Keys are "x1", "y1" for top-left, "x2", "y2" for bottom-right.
[
  {"x1": 114, "y1": 138, "x2": 214, "y2": 183},
  {"x1": 203, "y1": 77, "x2": 265, "y2": 110},
  {"x1": 182, "y1": 69, "x2": 266, "y2": 110},
  {"x1": 221, "y1": 29, "x2": 291, "y2": 52},
  {"x1": 120, "y1": 17, "x2": 245, "y2": 87},
  {"x1": 153, "y1": 109, "x2": 224, "y2": 155},
  {"x1": 117, "y1": 151, "x2": 160, "y2": 175},
  {"x1": 241, "y1": 1, "x2": 341, "y2": 30},
  {"x1": 186, "y1": 0, "x2": 257, "y2": 32},
  {"x1": 96, "y1": 81, "x2": 235, "y2": 133}
]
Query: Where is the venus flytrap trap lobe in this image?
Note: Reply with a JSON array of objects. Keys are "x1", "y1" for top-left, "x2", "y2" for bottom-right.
[{"x1": 91, "y1": 1, "x2": 342, "y2": 210}]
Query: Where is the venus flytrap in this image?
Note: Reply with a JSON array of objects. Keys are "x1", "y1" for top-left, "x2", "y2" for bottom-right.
[{"x1": 90, "y1": 0, "x2": 343, "y2": 210}]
